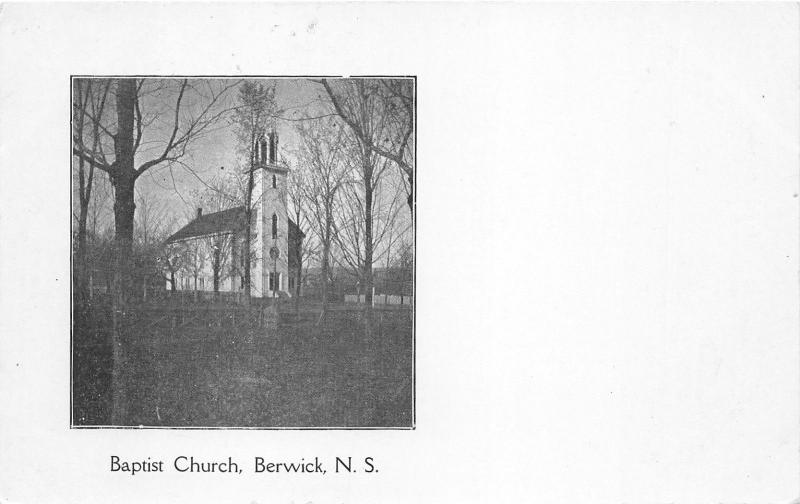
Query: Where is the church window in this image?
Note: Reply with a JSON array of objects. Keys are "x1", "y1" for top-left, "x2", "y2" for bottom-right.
[
  {"x1": 269, "y1": 272, "x2": 281, "y2": 292},
  {"x1": 269, "y1": 132, "x2": 277, "y2": 164},
  {"x1": 272, "y1": 213, "x2": 277, "y2": 239},
  {"x1": 272, "y1": 174, "x2": 276, "y2": 189}
]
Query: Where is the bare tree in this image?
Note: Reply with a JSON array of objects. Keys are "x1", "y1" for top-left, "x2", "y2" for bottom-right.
[
  {"x1": 80, "y1": 170, "x2": 114, "y2": 298},
  {"x1": 86, "y1": 171, "x2": 113, "y2": 240},
  {"x1": 134, "y1": 193, "x2": 169, "y2": 249},
  {"x1": 73, "y1": 78, "x2": 111, "y2": 302},
  {"x1": 315, "y1": 79, "x2": 406, "y2": 333},
  {"x1": 133, "y1": 194, "x2": 170, "y2": 300},
  {"x1": 333, "y1": 161, "x2": 408, "y2": 297},
  {"x1": 320, "y1": 78, "x2": 414, "y2": 214},
  {"x1": 73, "y1": 79, "x2": 236, "y2": 302},
  {"x1": 195, "y1": 175, "x2": 240, "y2": 295},
  {"x1": 179, "y1": 238, "x2": 206, "y2": 300},
  {"x1": 286, "y1": 161, "x2": 306, "y2": 311},
  {"x1": 294, "y1": 117, "x2": 348, "y2": 321},
  {"x1": 71, "y1": 78, "x2": 237, "y2": 424},
  {"x1": 162, "y1": 243, "x2": 183, "y2": 292}
]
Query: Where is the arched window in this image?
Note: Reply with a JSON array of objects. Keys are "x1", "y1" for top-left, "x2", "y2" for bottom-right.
[
  {"x1": 268, "y1": 132, "x2": 277, "y2": 163},
  {"x1": 271, "y1": 213, "x2": 277, "y2": 239},
  {"x1": 272, "y1": 174, "x2": 276, "y2": 189}
]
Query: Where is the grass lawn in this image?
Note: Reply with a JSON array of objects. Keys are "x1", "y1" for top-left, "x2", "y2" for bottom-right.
[{"x1": 72, "y1": 300, "x2": 413, "y2": 428}]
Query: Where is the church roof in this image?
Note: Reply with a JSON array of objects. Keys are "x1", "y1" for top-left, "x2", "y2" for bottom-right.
[
  {"x1": 165, "y1": 205, "x2": 305, "y2": 244},
  {"x1": 165, "y1": 207, "x2": 246, "y2": 243}
]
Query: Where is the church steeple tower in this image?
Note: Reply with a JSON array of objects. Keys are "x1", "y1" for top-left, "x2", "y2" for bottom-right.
[{"x1": 250, "y1": 130, "x2": 290, "y2": 298}]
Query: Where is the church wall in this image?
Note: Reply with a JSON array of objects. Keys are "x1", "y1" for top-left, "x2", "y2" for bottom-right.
[{"x1": 165, "y1": 234, "x2": 241, "y2": 295}]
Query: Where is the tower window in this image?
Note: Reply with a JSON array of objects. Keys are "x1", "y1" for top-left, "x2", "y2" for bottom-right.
[
  {"x1": 271, "y1": 213, "x2": 277, "y2": 239},
  {"x1": 269, "y1": 132, "x2": 277, "y2": 164},
  {"x1": 272, "y1": 174, "x2": 276, "y2": 189},
  {"x1": 269, "y1": 272, "x2": 281, "y2": 292}
]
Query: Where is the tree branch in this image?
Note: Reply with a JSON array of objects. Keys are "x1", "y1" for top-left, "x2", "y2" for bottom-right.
[{"x1": 73, "y1": 147, "x2": 112, "y2": 173}]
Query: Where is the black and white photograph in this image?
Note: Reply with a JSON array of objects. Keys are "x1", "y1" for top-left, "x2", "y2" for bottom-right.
[{"x1": 71, "y1": 77, "x2": 415, "y2": 428}]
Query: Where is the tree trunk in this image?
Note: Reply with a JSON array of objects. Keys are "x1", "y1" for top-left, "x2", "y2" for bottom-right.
[
  {"x1": 243, "y1": 130, "x2": 257, "y2": 303},
  {"x1": 243, "y1": 207, "x2": 253, "y2": 301},
  {"x1": 74, "y1": 80, "x2": 90, "y2": 305},
  {"x1": 110, "y1": 173, "x2": 135, "y2": 425},
  {"x1": 76, "y1": 202, "x2": 89, "y2": 303},
  {"x1": 363, "y1": 158, "x2": 374, "y2": 338},
  {"x1": 294, "y1": 263, "x2": 301, "y2": 314},
  {"x1": 213, "y1": 248, "x2": 220, "y2": 293},
  {"x1": 110, "y1": 78, "x2": 137, "y2": 425},
  {"x1": 321, "y1": 213, "x2": 331, "y2": 324},
  {"x1": 406, "y1": 170, "x2": 413, "y2": 215}
]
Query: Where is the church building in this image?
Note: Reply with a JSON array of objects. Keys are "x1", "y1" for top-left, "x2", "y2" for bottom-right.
[{"x1": 164, "y1": 132, "x2": 304, "y2": 298}]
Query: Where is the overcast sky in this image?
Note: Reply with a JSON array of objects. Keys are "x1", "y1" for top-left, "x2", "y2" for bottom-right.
[
  {"x1": 77, "y1": 77, "x2": 412, "y2": 255},
  {"x1": 135, "y1": 78, "x2": 328, "y2": 219}
]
